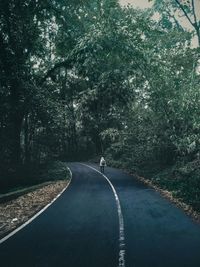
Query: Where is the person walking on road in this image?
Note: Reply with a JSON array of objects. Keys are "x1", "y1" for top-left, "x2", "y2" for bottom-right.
[{"x1": 100, "y1": 156, "x2": 106, "y2": 173}]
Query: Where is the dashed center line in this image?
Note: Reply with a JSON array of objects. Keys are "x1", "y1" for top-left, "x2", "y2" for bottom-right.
[{"x1": 81, "y1": 163, "x2": 126, "y2": 267}]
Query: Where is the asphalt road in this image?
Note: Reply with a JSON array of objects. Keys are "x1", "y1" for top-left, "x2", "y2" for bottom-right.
[{"x1": 1, "y1": 163, "x2": 200, "y2": 267}]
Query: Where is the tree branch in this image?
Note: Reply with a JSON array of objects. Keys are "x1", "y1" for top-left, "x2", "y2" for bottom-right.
[
  {"x1": 174, "y1": 0, "x2": 194, "y2": 27},
  {"x1": 165, "y1": 8, "x2": 184, "y2": 31},
  {"x1": 191, "y1": 0, "x2": 198, "y2": 27},
  {"x1": 40, "y1": 58, "x2": 72, "y2": 85},
  {"x1": 191, "y1": 0, "x2": 200, "y2": 46}
]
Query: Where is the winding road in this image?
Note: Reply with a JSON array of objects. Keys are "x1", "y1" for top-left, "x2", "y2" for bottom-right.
[{"x1": 0, "y1": 163, "x2": 200, "y2": 267}]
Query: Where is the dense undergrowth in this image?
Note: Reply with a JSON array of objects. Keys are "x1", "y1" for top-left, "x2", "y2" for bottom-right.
[
  {"x1": 106, "y1": 156, "x2": 200, "y2": 213},
  {"x1": 0, "y1": 161, "x2": 70, "y2": 194},
  {"x1": 152, "y1": 161, "x2": 200, "y2": 212}
]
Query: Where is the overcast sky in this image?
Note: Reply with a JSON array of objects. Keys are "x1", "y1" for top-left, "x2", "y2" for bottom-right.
[
  {"x1": 119, "y1": 0, "x2": 153, "y2": 8},
  {"x1": 119, "y1": 0, "x2": 200, "y2": 47},
  {"x1": 119, "y1": 0, "x2": 200, "y2": 18}
]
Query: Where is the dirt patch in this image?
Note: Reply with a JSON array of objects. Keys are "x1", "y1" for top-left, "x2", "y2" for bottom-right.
[{"x1": 0, "y1": 180, "x2": 70, "y2": 239}]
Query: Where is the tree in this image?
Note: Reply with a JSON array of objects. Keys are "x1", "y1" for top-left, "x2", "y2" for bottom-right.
[
  {"x1": 151, "y1": 0, "x2": 200, "y2": 46},
  {"x1": 0, "y1": 0, "x2": 45, "y2": 167},
  {"x1": 1, "y1": 0, "x2": 199, "y2": 186},
  {"x1": 174, "y1": 0, "x2": 200, "y2": 46}
]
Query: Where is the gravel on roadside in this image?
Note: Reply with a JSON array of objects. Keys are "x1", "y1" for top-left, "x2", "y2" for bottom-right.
[{"x1": 0, "y1": 180, "x2": 69, "y2": 239}]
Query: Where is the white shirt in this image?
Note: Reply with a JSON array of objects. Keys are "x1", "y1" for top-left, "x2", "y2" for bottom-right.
[{"x1": 100, "y1": 157, "x2": 106, "y2": 166}]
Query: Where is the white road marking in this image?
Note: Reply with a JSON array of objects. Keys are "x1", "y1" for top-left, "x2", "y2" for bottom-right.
[
  {"x1": 81, "y1": 163, "x2": 126, "y2": 267},
  {"x1": 0, "y1": 168, "x2": 72, "y2": 245}
]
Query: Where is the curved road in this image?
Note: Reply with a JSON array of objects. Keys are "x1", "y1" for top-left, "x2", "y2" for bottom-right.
[{"x1": 0, "y1": 163, "x2": 200, "y2": 267}]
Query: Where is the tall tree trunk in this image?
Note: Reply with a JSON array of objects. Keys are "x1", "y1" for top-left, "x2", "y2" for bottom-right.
[
  {"x1": 24, "y1": 113, "x2": 31, "y2": 166},
  {"x1": 9, "y1": 82, "x2": 24, "y2": 169},
  {"x1": 93, "y1": 131, "x2": 103, "y2": 155},
  {"x1": 10, "y1": 112, "x2": 23, "y2": 168},
  {"x1": 195, "y1": 26, "x2": 200, "y2": 47},
  {"x1": 71, "y1": 105, "x2": 78, "y2": 156}
]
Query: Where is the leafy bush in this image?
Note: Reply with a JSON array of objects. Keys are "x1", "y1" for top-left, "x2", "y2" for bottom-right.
[
  {"x1": 0, "y1": 161, "x2": 70, "y2": 194},
  {"x1": 152, "y1": 161, "x2": 200, "y2": 212}
]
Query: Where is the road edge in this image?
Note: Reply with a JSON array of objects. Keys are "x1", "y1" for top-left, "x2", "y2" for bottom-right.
[
  {"x1": 109, "y1": 164, "x2": 200, "y2": 224},
  {"x1": 0, "y1": 167, "x2": 72, "y2": 245},
  {"x1": 133, "y1": 173, "x2": 200, "y2": 224}
]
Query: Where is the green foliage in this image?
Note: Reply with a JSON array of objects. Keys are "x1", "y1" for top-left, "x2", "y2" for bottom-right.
[
  {"x1": 38, "y1": 161, "x2": 70, "y2": 182},
  {"x1": 151, "y1": 0, "x2": 200, "y2": 45},
  {"x1": 0, "y1": 0, "x2": 200, "y2": 214},
  {"x1": 152, "y1": 161, "x2": 200, "y2": 212},
  {"x1": 0, "y1": 160, "x2": 70, "y2": 194}
]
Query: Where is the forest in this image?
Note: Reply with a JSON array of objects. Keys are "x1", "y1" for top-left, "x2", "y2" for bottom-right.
[{"x1": 0, "y1": 0, "x2": 200, "y2": 211}]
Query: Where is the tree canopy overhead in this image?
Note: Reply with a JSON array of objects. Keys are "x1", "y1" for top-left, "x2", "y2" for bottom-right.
[{"x1": 0, "y1": 0, "x2": 199, "y2": 185}]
